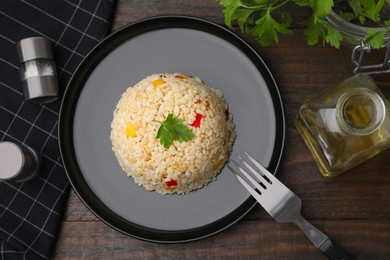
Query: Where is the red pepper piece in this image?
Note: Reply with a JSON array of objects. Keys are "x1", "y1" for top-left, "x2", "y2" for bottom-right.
[
  {"x1": 195, "y1": 99, "x2": 210, "y2": 110},
  {"x1": 191, "y1": 113, "x2": 204, "y2": 128},
  {"x1": 175, "y1": 74, "x2": 191, "y2": 79},
  {"x1": 205, "y1": 101, "x2": 210, "y2": 110},
  {"x1": 165, "y1": 179, "x2": 177, "y2": 187}
]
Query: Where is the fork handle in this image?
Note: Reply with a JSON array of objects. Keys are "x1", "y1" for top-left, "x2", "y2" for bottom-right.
[
  {"x1": 295, "y1": 217, "x2": 353, "y2": 260},
  {"x1": 319, "y1": 238, "x2": 353, "y2": 260}
]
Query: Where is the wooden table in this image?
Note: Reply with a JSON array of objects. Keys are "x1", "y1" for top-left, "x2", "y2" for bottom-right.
[{"x1": 54, "y1": 1, "x2": 390, "y2": 259}]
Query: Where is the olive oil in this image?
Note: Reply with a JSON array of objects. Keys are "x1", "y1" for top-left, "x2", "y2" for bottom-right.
[
  {"x1": 295, "y1": 74, "x2": 390, "y2": 177},
  {"x1": 344, "y1": 96, "x2": 374, "y2": 128}
]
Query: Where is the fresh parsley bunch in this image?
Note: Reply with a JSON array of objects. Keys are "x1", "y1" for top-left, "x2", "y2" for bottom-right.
[{"x1": 218, "y1": 0, "x2": 390, "y2": 48}]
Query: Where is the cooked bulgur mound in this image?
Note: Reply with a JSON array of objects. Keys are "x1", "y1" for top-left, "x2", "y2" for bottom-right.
[{"x1": 110, "y1": 73, "x2": 236, "y2": 194}]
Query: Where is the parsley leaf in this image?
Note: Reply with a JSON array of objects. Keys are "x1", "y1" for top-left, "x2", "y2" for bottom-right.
[
  {"x1": 365, "y1": 28, "x2": 386, "y2": 48},
  {"x1": 250, "y1": 9, "x2": 293, "y2": 47},
  {"x1": 218, "y1": 0, "x2": 389, "y2": 49},
  {"x1": 324, "y1": 23, "x2": 343, "y2": 48},
  {"x1": 156, "y1": 114, "x2": 195, "y2": 149},
  {"x1": 221, "y1": 0, "x2": 245, "y2": 28},
  {"x1": 304, "y1": 18, "x2": 326, "y2": 46},
  {"x1": 313, "y1": 0, "x2": 334, "y2": 23},
  {"x1": 219, "y1": 0, "x2": 293, "y2": 47}
]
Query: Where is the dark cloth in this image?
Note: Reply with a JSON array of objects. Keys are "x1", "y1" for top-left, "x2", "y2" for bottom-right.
[{"x1": 0, "y1": 1, "x2": 115, "y2": 259}]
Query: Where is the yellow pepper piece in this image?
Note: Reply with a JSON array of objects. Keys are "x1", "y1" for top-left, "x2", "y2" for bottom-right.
[
  {"x1": 126, "y1": 123, "x2": 139, "y2": 138},
  {"x1": 153, "y1": 79, "x2": 165, "y2": 89}
]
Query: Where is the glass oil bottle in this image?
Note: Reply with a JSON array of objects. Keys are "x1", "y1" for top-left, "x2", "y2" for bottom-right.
[{"x1": 295, "y1": 74, "x2": 390, "y2": 177}]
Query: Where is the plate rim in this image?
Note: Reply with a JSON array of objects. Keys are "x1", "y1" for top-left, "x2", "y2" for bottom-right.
[{"x1": 58, "y1": 15, "x2": 285, "y2": 243}]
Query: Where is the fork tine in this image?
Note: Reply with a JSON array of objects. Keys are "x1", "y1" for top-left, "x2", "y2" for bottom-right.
[
  {"x1": 228, "y1": 160, "x2": 266, "y2": 193},
  {"x1": 227, "y1": 165, "x2": 264, "y2": 201},
  {"x1": 237, "y1": 155, "x2": 270, "y2": 187},
  {"x1": 242, "y1": 150, "x2": 275, "y2": 183}
]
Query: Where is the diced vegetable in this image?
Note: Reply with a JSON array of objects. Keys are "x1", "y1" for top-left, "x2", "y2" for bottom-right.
[
  {"x1": 165, "y1": 179, "x2": 177, "y2": 187},
  {"x1": 191, "y1": 113, "x2": 204, "y2": 128},
  {"x1": 153, "y1": 79, "x2": 165, "y2": 89},
  {"x1": 126, "y1": 123, "x2": 139, "y2": 138},
  {"x1": 205, "y1": 101, "x2": 210, "y2": 110},
  {"x1": 175, "y1": 74, "x2": 191, "y2": 79},
  {"x1": 195, "y1": 99, "x2": 210, "y2": 110}
]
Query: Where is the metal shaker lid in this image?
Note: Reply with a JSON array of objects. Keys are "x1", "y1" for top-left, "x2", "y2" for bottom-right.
[
  {"x1": 16, "y1": 36, "x2": 54, "y2": 62},
  {"x1": 0, "y1": 142, "x2": 25, "y2": 180}
]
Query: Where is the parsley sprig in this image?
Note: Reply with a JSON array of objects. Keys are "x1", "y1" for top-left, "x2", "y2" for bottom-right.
[
  {"x1": 156, "y1": 113, "x2": 195, "y2": 149},
  {"x1": 218, "y1": 0, "x2": 390, "y2": 48}
]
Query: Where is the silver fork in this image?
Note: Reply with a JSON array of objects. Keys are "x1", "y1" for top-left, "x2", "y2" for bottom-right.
[{"x1": 228, "y1": 151, "x2": 352, "y2": 260}]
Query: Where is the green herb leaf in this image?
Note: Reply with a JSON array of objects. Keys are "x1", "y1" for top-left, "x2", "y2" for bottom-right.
[
  {"x1": 365, "y1": 28, "x2": 386, "y2": 48},
  {"x1": 304, "y1": 18, "x2": 326, "y2": 46},
  {"x1": 324, "y1": 23, "x2": 343, "y2": 48},
  {"x1": 235, "y1": 8, "x2": 256, "y2": 32},
  {"x1": 218, "y1": 0, "x2": 293, "y2": 47},
  {"x1": 221, "y1": 0, "x2": 243, "y2": 28},
  {"x1": 250, "y1": 9, "x2": 293, "y2": 47},
  {"x1": 218, "y1": 0, "x2": 389, "y2": 49},
  {"x1": 313, "y1": 0, "x2": 334, "y2": 23},
  {"x1": 156, "y1": 114, "x2": 195, "y2": 149}
]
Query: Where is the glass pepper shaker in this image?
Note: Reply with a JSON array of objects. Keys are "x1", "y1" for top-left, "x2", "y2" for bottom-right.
[{"x1": 295, "y1": 73, "x2": 390, "y2": 177}]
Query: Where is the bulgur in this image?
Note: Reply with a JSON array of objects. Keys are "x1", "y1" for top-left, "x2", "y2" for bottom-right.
[{"x1": 110, "y1": 73, "x2": 236, "y2": 194}]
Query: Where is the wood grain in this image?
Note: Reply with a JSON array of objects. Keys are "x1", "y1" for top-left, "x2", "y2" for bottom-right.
[
  {"x1": 53, "y1": 0, "x2": 390, "y2": 259},
  {"x1": 54, "y1": 216, "x2": 389, "y2": 259}
]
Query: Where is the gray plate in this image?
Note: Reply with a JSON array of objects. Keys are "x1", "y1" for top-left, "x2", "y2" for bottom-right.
[{"x1": 59, "y1": 16, "x2": 285, "y2": 243}]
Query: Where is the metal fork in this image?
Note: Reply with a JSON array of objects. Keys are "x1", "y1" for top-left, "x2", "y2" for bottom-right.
[{"x1": 228, "y1": 151, "x2": 352, "y2": 260}]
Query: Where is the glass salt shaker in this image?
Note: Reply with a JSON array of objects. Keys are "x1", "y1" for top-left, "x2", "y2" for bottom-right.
[
  {"x1": 16, "y1": 36, "x2": 59, "y2": 104},
  {"x1": 0, "y1": 141, "x2": 42, "y2": 182},
  {"x1": 295, "y1": 74, "x2": 390, "y2": 177}
]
